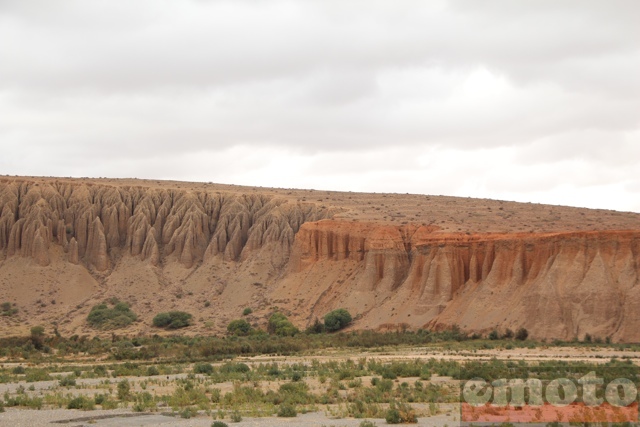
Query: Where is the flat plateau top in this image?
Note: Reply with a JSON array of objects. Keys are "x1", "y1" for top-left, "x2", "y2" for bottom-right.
[{"x1": 2, "y1": 175, "x2": 639, "y2": 233}]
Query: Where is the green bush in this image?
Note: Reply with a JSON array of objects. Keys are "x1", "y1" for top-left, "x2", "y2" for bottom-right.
[
  {"x1": 212, "y1": 422, "x2": 228, "y2": 427},
  {"x1": 324, "y1": 308, "x2": 352, "y2": 332},
  {"x1": 194, "y1": 363, "x2": 214, "y2": 374},
  {"x1": 87, "y1": 300, "x2": 137, "y2": 330},
  {"x1": 230, "y1": 410, "x2": 242, "y2": 422},
  {"x1": 117, "y1": 379, "x2": 131, "y2": 401},
  {"x1": 67, "y1": 396, "x2": 95, "y2": 410},
  {"x1": 152, "y1": 311, "x2": 192, "y2": 329},
  {"x1": 277, "y1": 403, "x2": 297, "y2": 417},
  {"x1": 147, "y1": 366, "x2": 160, "y2": 376},
  {"x1": 267, "y1": 312, "x2": 299, "y2": 336},
  {"x1": 227, "y1": 319, "x2": 253, "y2": 336},
  {"x1": 242, "y1": 307, "x2": 252, "y2": 316},
  {"x1": 59, "y1": 375, "x2": 77, "y2": 387},
  {"x1": 386, "y1": 407, "x2": 401, "y2": 424},
  {"x1": 1, "y1": 302, "x2": 17, "y2": 317},
  {"x1": 179, "y1": 407, "x2": 198, "y2": 418},
  {"x1": 219, "y1": 362, "x2": 250, "y2": 374},
  {"x1": 25, "y1": 369, "x2": 51, "y2": 382},
  {"x1": 359, "y1": 421, "x2": 377, "y2": 427},
  {"x1": 385, "y1": 401, "x2": 417, "y2": 424}
]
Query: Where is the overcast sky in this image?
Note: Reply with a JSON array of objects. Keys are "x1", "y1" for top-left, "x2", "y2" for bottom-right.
[{"x1": 1, "y1": 1, "x2": 639, "y2": 212}]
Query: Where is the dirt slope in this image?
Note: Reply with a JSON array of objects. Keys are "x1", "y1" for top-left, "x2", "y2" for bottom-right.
[{"x1": 0, "y1": 176, "x2": 639, "y2": 341}]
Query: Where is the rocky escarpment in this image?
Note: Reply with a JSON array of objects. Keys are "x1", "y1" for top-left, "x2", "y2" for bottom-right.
[
  {"x1": 1, "y1": 177, "x2": 639, "y2": 342},
  {"x1": 281, "y1": 221, "x2": 640, "y2": 342},
  {"x1": 0, "y1": 180, "x2": 332, "y2": 270}
]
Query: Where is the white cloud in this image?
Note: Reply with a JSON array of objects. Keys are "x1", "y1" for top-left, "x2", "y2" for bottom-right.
[{"x1": 0, "y1": 0, "x2": 638, "y2": 213}]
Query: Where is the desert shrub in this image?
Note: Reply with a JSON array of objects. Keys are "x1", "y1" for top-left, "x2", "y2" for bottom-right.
[
  {"x1": 25, "y1": 369, "x2": 51, "y2": 382},
  {"x1": 153, "y1": 311, "x2": 192, "y2": 329},
  {"x1": 87, "y1": 300, "x2": 137, "y2": 330},
  {"x1": 117, "y1": 379, "x2": 131, "y2": 401},
  {"x1": 230, "y1": 410, "x2": 242, "y2": 422},
  {"x1": 324, "y1": 308, "x2": 352, "y2": 332},
  {"x1": 305, "y1": 317, "x2": 325, "y2": 334},
  {"x1": 219, "y1": 362, "x2": 250, "y2": 374},
  {"x1": 59, "y1": 375, "x2": 77, "y2": 387},
  {"x1": 193, "y1": 363, "x2": 214, "y2": 374},
  {"x1": 359, "y1": 420, "x2": 377, "y2": 427},
  {"x1": 212, "y1": 422, "x2": 228, "y2": 427},
  {"x1": 30, "y1": 326, "x2": 45, "y2": 349},
  {"x1": 488, "y1": 330, "x2": 499, "y2": 340},
  {"x1": 515, "y1": 328, "x2": 529, "y2": 341},
  {"x1": 67, "y1": 396, "x2": 95, "y2": 410},
  {"x1": 242, "y1": 307, "x2": 252, "y2": 316},
  {"x1": 179, "y1": 406, "x2": 198, "y2": 418},
  {"x1": 1, "y1": 302, "x2": 17, "y2": 317},
  {"x1": 381, "y1": 369, "x2": 397, "y2": 380},
  {"x1": 277, "y1": 381, "x2": 313, "y2": 405},
  {"x1": 267, "y1": 312, "x2": 299, "y2": 336},
  {"x1": 503, "y1": 329, "x2": 514, "y2": 339},
  {"x1": 146, "y1": 366, "x2": 159, "y2": 376},
  {"x1": 385, "y1": 401, "x2": 417, "y2": 424},
  {"x1": 277, "y1": 403, "x2": 297, "y2": 417},
  {"x1": 227, "y1": 319, "x2": 253, "y2": 336}
]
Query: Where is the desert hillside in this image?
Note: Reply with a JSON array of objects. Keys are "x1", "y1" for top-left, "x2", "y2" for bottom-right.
[{"x1": 1, "y1": 176, "x2": 639, "y2": 341}]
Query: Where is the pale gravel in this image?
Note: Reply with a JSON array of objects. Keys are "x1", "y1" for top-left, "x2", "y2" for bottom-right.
[{"x1": 0, "y1": 408, "x2": 456, "y2": 427}]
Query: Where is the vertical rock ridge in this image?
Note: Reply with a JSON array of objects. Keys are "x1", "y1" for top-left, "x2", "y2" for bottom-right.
[{"x1": 0, "y1": 179, "x2": 331, "y2": 268}]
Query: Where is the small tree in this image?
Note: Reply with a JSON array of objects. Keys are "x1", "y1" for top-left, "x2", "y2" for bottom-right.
[
  {"x1": 515, "y1": 327, "x2": 529, "y2": 341},
  {"x1": 227, "y1": 319, "x2": 253, "y2": 336},
  {"x1": 488, "y1": 329, "x2": 499, "y2": 340},
  {"x1": 30, "y1": 326, "x2": 45, "y2": 350},
  {"x1": 324, "y1": 309, "x2": 352, "y2": 332},
  {"x1": 268, "y1": 312, "x2": 299, "y2": 336}
]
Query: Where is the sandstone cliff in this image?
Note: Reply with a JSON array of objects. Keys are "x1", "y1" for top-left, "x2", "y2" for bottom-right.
[{"x1": 0, "y1": 176, "x2": 639, "y2": 342}]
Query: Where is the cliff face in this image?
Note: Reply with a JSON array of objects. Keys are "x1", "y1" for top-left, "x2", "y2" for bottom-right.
[
  {"x1": 0, "y1": 180, "x2": 330, "y2": 269},
  {"x1": 0, "y1": 177, "x2": 639, "y2": 342},
  {"x1": 286, "y1": 221, "x2": 640, "y2": 342}
]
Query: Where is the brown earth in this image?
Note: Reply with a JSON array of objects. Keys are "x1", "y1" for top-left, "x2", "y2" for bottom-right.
[{"x1": 0, "y1": 175, "x2": 639, "y2": 341}]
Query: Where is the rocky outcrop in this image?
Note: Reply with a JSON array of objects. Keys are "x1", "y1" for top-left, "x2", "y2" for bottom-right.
[
  {"x1": 288, "y1": 221, "x2": 640, "y2": 342},
  {"x1": 1, "y1": 177, "x2": 640, "y2": 342},
  {"x1": 0, "y1": 179, "x2": 331, "y2": 270},
  {"x1": 68, "y1": 237, "x2": 79, "y2": 264}
]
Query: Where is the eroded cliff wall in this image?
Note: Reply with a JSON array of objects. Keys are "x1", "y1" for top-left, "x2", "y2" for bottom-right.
[
  {"x1": 0, "y1": 177, "x2": 639, "y2": 341},
  {"x1": 284, "y1": 221, "x2": 640, "y2": 342}
]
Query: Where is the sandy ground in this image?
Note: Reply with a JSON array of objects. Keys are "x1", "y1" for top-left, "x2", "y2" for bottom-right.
[{"x1": 0, "y1": 407, "x2": 457, "y2": 427}]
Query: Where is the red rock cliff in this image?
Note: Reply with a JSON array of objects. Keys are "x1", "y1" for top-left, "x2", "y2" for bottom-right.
[{"x1": 284, "y1": 221, "x2": 640, "y2": 342}]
